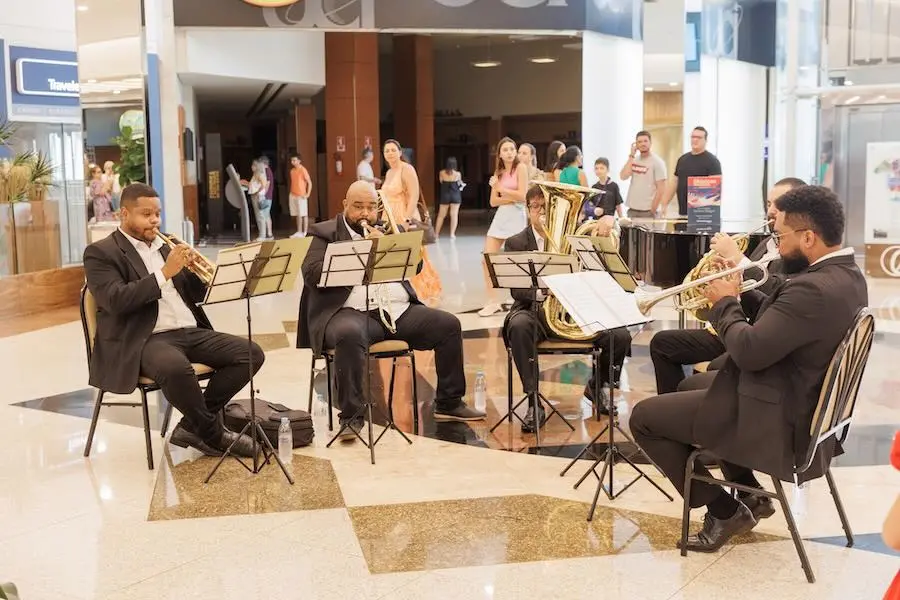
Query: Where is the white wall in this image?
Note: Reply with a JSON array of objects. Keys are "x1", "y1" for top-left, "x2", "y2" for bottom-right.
[
  {"x1": 77, "y1": 37, "x2": 143, "y2": 81},
  {"x1": 175, "y1": 28, "x2": 325, "y2": 85},
  {"x1": 433, "y1": 42, "x2": 583, "y2": 118},
  {"x1": 0, "y1": 0, "x2": 77, "y2": 49}
]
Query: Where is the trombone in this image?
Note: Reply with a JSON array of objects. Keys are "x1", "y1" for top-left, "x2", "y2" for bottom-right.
[
  {"x1": 155, "y1": 231, "x2": 217, "y2": 285},
  {"x1": 633, "y1": 251, "x2": 780, "y2": 316}
]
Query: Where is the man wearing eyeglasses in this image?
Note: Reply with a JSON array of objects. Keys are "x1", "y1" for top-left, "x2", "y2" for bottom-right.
[
  {"x1": 648, "y1": 177, "x2": 807, "y2": 395},
  {"x1": 631, "y1": 186, "x2": 867, "y2": 553},
  {"x1": 658, "y1": 126, "x2": 722, "y2": 217}
]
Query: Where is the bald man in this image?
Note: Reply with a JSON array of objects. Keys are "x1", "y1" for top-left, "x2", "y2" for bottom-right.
[
  {"x1": 297, "y1": 181, "x2": 485, "y2": 439},
  {"x1": 648, "y1": 177, "x2": 807, "y2": 394}
]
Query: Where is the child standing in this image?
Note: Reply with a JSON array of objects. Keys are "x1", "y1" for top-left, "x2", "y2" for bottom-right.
[
  {"x1": 583, "y1": 157, "x2": 624, "y2": 223},
  {"x1": 289, "y1": 154, "x2": 312, "y2": 238}
]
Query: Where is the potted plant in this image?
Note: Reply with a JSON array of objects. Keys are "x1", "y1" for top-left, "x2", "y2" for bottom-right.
[
  {"x1": 0, "y1": 120, "x2": 57, "y2": 275},
  {"x1": 113, "y1": 125, "x2": 146, "y2": 185}
]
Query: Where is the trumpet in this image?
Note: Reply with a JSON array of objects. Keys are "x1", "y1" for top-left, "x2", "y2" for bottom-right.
[
  {"x1": 633, "y1": 251, "x2": 780, "y2": 316},
  {"x1": 155, "y1": 231, "x2": 216, "y2": 285}
]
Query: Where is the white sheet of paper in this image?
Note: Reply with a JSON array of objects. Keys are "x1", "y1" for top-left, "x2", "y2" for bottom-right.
[
  {"x1": 485, "y1": 252, "x2": 578, "y2": 289},
  {"x1": 542, "y1": 271, "x2": 651, "y2": 334},
  {"x1": 566, "y1": 236, "x2": 605, "y2": 271},
  {"x1": 250, "y1": 237, "x2": 309, "y2": 295},
  {"x1": 204, "y1": 243, "x2": 264, "y2": 304},
  {"x1": 318, "y1": 239, "x2": 373, "y2": 288}
]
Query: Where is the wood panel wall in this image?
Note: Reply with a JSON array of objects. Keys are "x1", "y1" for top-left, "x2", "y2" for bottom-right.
[{"x1": 0, "y1": 265, "x2": 85, "y2": 321}]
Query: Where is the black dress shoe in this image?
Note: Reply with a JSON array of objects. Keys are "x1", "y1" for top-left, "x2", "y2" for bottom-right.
[
  {"x1": 169, "y1": 423, "x2": 224, "y2": 457},
  {"x1": 434, "y1": 401, "x2": 486, "y2": 422},
  {"x1": 207, "y1": 429, "x2": 257, "y2": 458},
  {"x1": 680, "y1": 503, "x2": 757, "y2": 553},
  {"x1": 336, "y1": 418, "x2": 364, "y2": 443},
  {"x1": 522, "y1": 405, "x2": 547, "y2": 433},
  {"x1": 742, "y1": 494, "x2": 776, "y2": 521}
]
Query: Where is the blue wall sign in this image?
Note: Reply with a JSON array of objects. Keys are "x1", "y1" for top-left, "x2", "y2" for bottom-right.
[
  {"x1": 3, "y1": 43, "x2": 81, "y2": 124},
  {"x1": 15, "y1": 58, "x2": 80, "y2": 97}
]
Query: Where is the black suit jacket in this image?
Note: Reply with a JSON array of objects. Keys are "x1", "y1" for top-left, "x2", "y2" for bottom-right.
[
  {"x1": 696, "y1": 253, "x2": 867, "y2": 482},
  {"x1": 83, "y1": 230, "x2": 211, "y2": 394},
  {"x1": 504, "y1": 226, "x2": 544, "y2": 315},
  {"x1": 296, "y1": 215, "x2": 422, "y2": 355}
]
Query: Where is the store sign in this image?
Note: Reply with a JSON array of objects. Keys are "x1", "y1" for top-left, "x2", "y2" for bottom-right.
[{"x1": 15, "y1": 58, "x2": 80, "y2": 97}]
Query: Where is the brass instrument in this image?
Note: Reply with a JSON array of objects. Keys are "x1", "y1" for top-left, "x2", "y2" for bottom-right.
[
  {"x1": 671, "y1": 222, "x2": 772, "y2": 322},
  {"x1": 359, "y1": 191, "x2": 403, "y2": 333},
  {"x1": 533, "y1": 180, "x2": 605, "y2": 341},
  {"x1": 156, "y1": 231, "x2": 216, "y2": 285},
  {"x1": 633, "y1": 251, "x2": 780, "y2": 316}
]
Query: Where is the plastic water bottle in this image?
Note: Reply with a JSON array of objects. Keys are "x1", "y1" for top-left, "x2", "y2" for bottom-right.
[
  {"x1": 792, "y1": 481, "x2": 808, "y2": 519},
  {"x1": 474, "y1": 371, "x2": 487, "y2": 413},
  {"x1": 278, "y1": 417, "x2": 292, "y2": 464}
]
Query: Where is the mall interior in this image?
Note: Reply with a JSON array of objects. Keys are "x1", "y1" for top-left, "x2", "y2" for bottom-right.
[{"x1": 1, "y1": 0, "x2": 899, "y2": 598}]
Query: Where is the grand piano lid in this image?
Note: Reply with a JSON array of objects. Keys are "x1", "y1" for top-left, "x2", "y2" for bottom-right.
[{"x1": 622, "y1": 218, "x2": 768, "y2": 236}]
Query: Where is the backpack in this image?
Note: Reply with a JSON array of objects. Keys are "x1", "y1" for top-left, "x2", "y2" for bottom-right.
[{"x1": 223, "y1": 398, "x2": 314, "y2": 448}]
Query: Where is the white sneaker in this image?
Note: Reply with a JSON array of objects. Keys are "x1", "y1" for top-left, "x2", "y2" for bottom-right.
[
  {"x1": 290, "y1": 231, "x2": 306, "y2": 238},
  {"x1": 478, "y1": 303, "x2": 502, "y2": 317},
  {"x1": 255, "y1": 237, "x2": 265, "y2": 242}
]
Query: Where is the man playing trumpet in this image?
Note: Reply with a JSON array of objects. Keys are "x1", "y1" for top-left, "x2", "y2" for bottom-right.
[
  {"x1": 83, "y1": 183, "x2": 262, "y2": 458},
  {"x1": 503, "y1": 186, "x2": 632, "y2": 432},
  {"x1": 297, "y1": 181, "x2": 485, "y2": 439}
]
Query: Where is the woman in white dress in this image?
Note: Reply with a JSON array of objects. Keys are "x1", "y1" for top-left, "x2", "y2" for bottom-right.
[{"x1": 479, "y1": 136, "x2": 529, "y2": 317}]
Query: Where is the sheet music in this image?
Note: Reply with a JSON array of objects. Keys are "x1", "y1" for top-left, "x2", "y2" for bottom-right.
[
  {"x1": 567, "y1": 234, "x2": 638, "y2": 292},
  {"x1": 369, "y1": 231, "x2": 424, "y2": 284},
  {"x1": 319, "y1": 239, "x2": 373, "y2": 288},
  {"x1": 542, "y1": 271, "x2": 651, "y2": 334},
  {"x1": 205, "y1": 243, "x2": 264, "y2": 304},
  {"x1": 567, "y1": 236, "x2": 605, "y2": 271},
  {"x1": 249, "y1": 237, "x2": 309, "y2": 295},
  {"x1": 485, "y1": 252, "x2": 578, "y2": 289}
]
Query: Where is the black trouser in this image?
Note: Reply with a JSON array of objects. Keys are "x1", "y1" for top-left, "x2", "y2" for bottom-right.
[
  {"x1": 323, "y1": 305, "x2": 465, "y2": 420},
  {"x1": 505, "y1": 309, "x2": 631, "y2": 397},
  {"x1": 140, "y1": 327, "x2": 265, "y2": 440},
  {"x1": 630, "y1": 390, "x2": 753, "y2": 507},
  {"x1": 649, "y1": 328, "x2": 726, "y2": 394}
]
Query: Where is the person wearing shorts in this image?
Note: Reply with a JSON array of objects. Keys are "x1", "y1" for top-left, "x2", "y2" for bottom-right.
[{"x1": 289, "y1": 154, "x2": 312, "y2": 238}]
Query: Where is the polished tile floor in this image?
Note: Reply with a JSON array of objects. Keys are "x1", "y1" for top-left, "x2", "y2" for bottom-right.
[{"x1": 1, "y1": 224, "x2": 899, "y2": 599}]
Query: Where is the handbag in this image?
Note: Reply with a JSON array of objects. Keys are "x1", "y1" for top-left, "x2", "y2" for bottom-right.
[
  {"x1": 223, "y1": 398, "x2": 314, "y2": 448},
  {"x1": 406, "y1": 188, "x2": 436, "y2": 244}
]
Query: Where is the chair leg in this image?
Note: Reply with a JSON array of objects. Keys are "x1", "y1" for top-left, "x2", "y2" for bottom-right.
[
  {"x1": 387, "y1": 357, "x2": 398, "y2": 424},
  {"x1": 506, "y1": 349, "x2": 514, "y2": 423},
  {"x1": 325, "y1": 357, "x2": 334, "y2": 432},
  {"x1": 410, "y1": 352, "x2": 420, "y2": 435},
  {"x1": 772, "y1": 477, "x2": 815, "y2": 583},
  {"x1": 307, "y1": 356, "x2": 317, "y2": 414},
  {"x1": 680, "y1": 450, "x2": 697, "y2": 557},
  {"x1": 140, "y1": 389, "x2": 155, "y2": 471},
  {"x1": 825, "y1": 468, "x2": 854, "y2": 547},
  {"x1": 83, "y1": 389, "x2": 105, "y2": 458},
  {"x1": 160, "y1": 398, "x2": 174, "y2": 438}
]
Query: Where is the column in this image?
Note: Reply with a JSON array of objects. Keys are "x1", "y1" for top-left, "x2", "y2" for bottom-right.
[
  {"x1": 324, "y1": 32, "x2": 380, "y2": 217},
  {"x1": 143, "y1": 0, "x2": 183, "y2": 233},
  {"x1": 392, "y1": 35, "x2": 435, "y2": 200},
  {"x1": 581, "y1": 31, "x2": 644, "y2": 198}
]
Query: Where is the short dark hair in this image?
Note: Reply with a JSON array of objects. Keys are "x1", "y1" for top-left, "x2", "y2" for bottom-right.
[
  {"x1": 445, "y1": 156, "x2": 458, "y2": 171},
  {"x1": 693, "y1": 126, "x2": 708, "y2": 139},
  {"x1": 526, "y1": 185, "x2": 545, "y2": 207},
  {"x1": 774, "y1": 185, "x2": 844, "y2": 247},
  {"x1": 291, "y1": 153, "x2": 302, "y2": 162},
  {"x1": 594, "y1": 157, "x2": 610, "y2": 168},
  {"x1": 774, "y1": 177, "x2": 806, "y2": 190},
  {"x1": 120, "y1": 183, "x2": 158, "y2": 207},
  {"x1": 636, "y1": 130, "x2": 651, "y2": 141},
  {"x1": 361, "y1": 147, "x2": 373, "y2": 159}
]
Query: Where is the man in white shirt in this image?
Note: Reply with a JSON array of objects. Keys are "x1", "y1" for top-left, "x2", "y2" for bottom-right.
[
  {"x1": 83, "y1": 183, "x2": 263, "y2": 458},
  {"x1": 648, "y1": 177, "x2": 807, "y2": 394},
  {"x1": 297, "y1": 181, "x2": 484, "y2": 439},
  {"x1": 620, "y1": 130, "x2": 667, "y2": 218},
  {"x1": 356, "y1": 147, "x2": 381, "y2": 187},
  {"x1": 501, "y1": 186, "x2": 632, "y2": 432}
]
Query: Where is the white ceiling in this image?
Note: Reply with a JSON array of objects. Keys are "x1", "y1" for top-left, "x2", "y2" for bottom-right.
[
  {"x1": 74, "y1": 0, "x2": 141, "y2": 45},
  {"x1": 179, "y1": 73, "x2": 322, "y2": 113}
]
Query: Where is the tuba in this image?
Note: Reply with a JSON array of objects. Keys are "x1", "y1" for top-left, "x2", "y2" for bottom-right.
[{"x1": 534, "y1": 180, "x2": 605, "y2": 341}]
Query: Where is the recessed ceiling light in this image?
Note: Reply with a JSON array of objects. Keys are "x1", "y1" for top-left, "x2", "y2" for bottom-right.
[
  {"x1": 668, "y1": 82, "x2": 678, "y2": 87},
  {"x1": 844, "y1": 80, "x2": 854, "y2": 86},
  {"x1": 112, "y1": 90, "x2": 121, "y2": 94},
  {"x1": 472, "y1": 60, "x2": 501, "y2": 68},
  {"x1": 87, "y1": 79, "x2": 97, "y2": 83},
  {"x1": 529, "y1": 57, "x2": 556, "y2": 64},
  {"x1": 77, "y1": 5, "x2": 88, "y2": 11},
  {"x1": 645, "y1": 86, "x2": 654, "y2": 92}
]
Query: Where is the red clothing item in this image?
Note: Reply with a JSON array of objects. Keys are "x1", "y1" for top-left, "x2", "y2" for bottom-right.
[
  {"x1": 885, "y1": 571, "x2": 900, "y2": 600},
  {"x1": 891, "y1": 430, "x2": 900, "y2": 470}
]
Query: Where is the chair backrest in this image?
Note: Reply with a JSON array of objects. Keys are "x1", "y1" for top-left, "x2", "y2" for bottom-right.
[
  {"x1": 800, "y1": 308, "x2": 875, "y2": 473},
  {"x1": 79, "y1": 284, "x2": 98, "y2": 362}
]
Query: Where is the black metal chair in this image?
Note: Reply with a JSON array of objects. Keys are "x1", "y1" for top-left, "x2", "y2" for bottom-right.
[
  {"x1": 80, "y1": 285, "x2": 215, "y2": 470},
  {"x1": 680, "y1": 308, "x2": 875, "y2": 583},
  {"x1": 306, "y1": 340, "x2": 420, "y2": 435}
]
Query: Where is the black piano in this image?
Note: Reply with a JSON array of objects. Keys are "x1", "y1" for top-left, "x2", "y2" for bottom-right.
[{"x1": 620, "y1": 219, "x2": 769, "y2": 288}]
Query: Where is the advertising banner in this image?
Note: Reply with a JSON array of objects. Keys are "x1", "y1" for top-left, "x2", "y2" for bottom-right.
[
  {"x1": 4, "y1": 45, "x2": 80, "y2": 124},
  {"x1": 686, "y1": 175, "x2": 721, "y2": 233},
  {"x1": 863, "y1": 141, "x2": 900, "y2": 278}
]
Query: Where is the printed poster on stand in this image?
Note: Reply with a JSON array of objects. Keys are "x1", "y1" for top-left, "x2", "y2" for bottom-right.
[
  {"x1": 687, "y1": 175, "x2": 722, "y2": 233},
  {"x1": 864, "y1": 142, "x2": 900, "y2": 278}
]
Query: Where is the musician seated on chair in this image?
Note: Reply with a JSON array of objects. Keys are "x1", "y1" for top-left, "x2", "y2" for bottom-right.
[
  {"x1": 83, "y1": 183, "x2": 264, "y2": 458},
  {"x1": 503, "y1": 186, "x2": 632, "y2": 433},
  {"x1": 630, "y1": 186, "x2": 867, "y2": 552},
  {"x1": 649, "y1": 177, "x2": 807, "y2": 394},
  {"x1": 297, "y1": 181, "x2": 485, "y2": 441}
]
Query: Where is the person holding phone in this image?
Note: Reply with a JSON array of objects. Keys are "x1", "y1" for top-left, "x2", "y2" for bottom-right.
[{"x1": 620, "y1": 130, "x2": 667, "y2": 219}]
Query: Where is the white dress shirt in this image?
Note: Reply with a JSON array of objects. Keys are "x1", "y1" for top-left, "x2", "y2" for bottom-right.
[
  {"x1": 340, "y1": 217, "x2": 412, "y2": 320},
  {"x1": 810, "y1": 246, "x2": 854, "y2": 266},
  {"x1": 737, "y1": 237, "x2": 779, "y2": 269},
  {"x1": 119, "y1": 228, "x2": 198, "y2": 333}
]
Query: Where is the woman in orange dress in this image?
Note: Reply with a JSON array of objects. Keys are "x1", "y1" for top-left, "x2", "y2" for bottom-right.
[{"x1": 381, "y1": 139, "x2": 442, "y2": 306}]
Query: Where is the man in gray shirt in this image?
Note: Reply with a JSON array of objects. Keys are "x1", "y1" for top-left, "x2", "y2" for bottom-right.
[{"x1": 620, "y1": 130, "x2": 667, "y2": 218}]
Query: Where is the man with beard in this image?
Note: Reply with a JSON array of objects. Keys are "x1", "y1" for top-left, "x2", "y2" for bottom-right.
[
  {"x1": 648, "y1": 177, "x2": 807, "y2": 394},
  {"x1": 630, "y1": 186, "x2": 867, "y2": 552},
  {"x1": 297, "y1": 181, "x2": 485, "y2": 440}
]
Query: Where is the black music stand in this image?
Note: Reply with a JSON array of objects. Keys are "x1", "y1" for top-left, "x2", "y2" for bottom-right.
[
  {"x1": 545, "y1": 269, "x2": 674, "y2": 518},
  {"x1": 203, "y1": 238, "x2": 309, "y2": 485},
  {"x1": 318, "y1": 231, "x2": 423, "y2": 465},
  {"x1": 485, "y1": 251, "x2": 578, "y2": 450}
]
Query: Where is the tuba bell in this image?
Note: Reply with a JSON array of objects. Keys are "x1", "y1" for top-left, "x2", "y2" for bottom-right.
[{"x1": 532, "y1": 180, "x2": 603, "y2": 341}]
